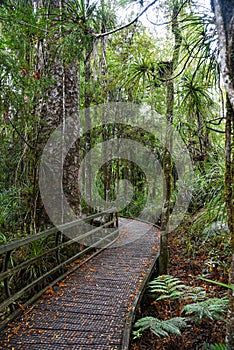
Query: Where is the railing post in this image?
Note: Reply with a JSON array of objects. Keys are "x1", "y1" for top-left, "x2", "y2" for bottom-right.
[
  {"x1": 55, "y1": 231, "x2": 64, "y2": 273},
  {"x1": 3, "y1": 250, "x2": 15, "y2": 312},
  {"x1": 115, "y1": 211, "x2": 119, "y2": 228},
  {"x1": 109, "y1": 212, "x2": 114, "y2": 228}
]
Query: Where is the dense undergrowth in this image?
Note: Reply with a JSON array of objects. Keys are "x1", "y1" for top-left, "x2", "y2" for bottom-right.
[{"x1": 130, "y1": 211, "x2": 230, "y2": 350}]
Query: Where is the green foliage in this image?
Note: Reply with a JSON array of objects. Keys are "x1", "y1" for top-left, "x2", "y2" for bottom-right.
[
  {"x1": 0, "y1": 232, "x2": 7, "y2": 244},
  {"x1": 198, "y1": 277, "x2": 234, "y2": 291},
  {"x1": 134, "y1": 275, "x2": 227, "y2": 341},
  {"x1": 133, "y1": 316, "x2": 187, "y2": 339},
  {"x1": 25, "y1": 238, "x2": 47, "y2": 280},
  {"x1": 0, "y1": 186, "x2": 24, "y2": 237},
  {"x1": 190, "y1": 149, "x2": 226, "y2": 214},
  {"x1": 179, "y1": 76, "x2": 214, "y2": 121},
  {"x1": 182, "y1": 297, "x2": 228, "y2": 322},
  {"x1": 185, "y1": 286, "x2": 207, "y2": 302},
  {"x1": 123, "y1": 53, "x2": 158, "y2": 91},
  {"x1": 202, "y1": 343, "x2": 226, "y2": 350},
  {"x1": 148, "y1": 274, "x2": 187, "y2": 301},
  {"x1": 148, "y1": 275, "x2": 207, "y2": 302}
]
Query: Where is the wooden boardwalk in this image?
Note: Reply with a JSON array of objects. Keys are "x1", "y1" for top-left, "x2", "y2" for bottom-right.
[{"x1": 0, "y1": 218, "x2": 160, "y2": 350}]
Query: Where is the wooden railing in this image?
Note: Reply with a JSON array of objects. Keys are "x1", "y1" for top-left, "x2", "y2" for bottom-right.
[{"x1": 0, "y1": 209, "x2": 118, "y2": 328}]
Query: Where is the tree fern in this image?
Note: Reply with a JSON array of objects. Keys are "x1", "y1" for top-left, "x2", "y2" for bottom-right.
[
  {"x1": 133, "y1": 316, "x2": 187, "y2": 339},
  {"x1": 148, "y1": 275, "x2": 187, "y2": 301},
  {"x1": 182, "y1": 297, "x2": 228, "y2": 322}
]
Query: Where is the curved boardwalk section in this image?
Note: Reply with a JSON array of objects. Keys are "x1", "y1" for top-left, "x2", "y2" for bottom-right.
[{"x1": 0, "y1": 218, "x2": 160, "y2": 350}]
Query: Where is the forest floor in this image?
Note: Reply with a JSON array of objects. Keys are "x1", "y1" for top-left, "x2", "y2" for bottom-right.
[{"x1": 130, "y1": 214, "x2": 229, "y2": 350}]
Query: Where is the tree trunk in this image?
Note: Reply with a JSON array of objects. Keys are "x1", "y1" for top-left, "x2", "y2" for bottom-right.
[
  {"x1": 159, "y1": 0, "x2": 182, "y2": 274},
  {"x1": 84, "y1": 52, "x2": 93, "y2": 214},
  {"x1": 34, "y1": 0, "x2": 81, "y2": 228},
  {"x1": 225, "y1": 98, "x2": 234, "y2": 349},
  {"x1": 159, "y1": 80, "x2": 174, "y2": 275},
  {"x1": 211, "y1": 1, "x2": 234, "y2": 348}
]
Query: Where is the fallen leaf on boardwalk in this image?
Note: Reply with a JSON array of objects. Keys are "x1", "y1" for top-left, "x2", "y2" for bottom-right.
[
  {"x1": 58, "y1": 282, "x2": 67, "y2": 287},
  {"x1": 141, "y1": 273, "x2": 146, "y2": 277},
  {"x1": 13, "y1": 326, "x2": 20, "y2": 334},
  {"x1": 121, "y1": 229, "x2": 128, "y2": 235},
  {"x1": 74, "y1": 259, "x2": 82, "y2": 264},
  {"x1": 45, "y1": 287, "x2": 54, "y2": 295},
  {"x1": 17, "y1": 303, "x2": 25, "y2": 311},
  {"x1": 90, "y1": 268, "x2": 96, "y2": 272},
  {"x1": 152, "y1": 245, "x2": 157, "y2": 251},
  {"x1": 38, "y1": 330, "x2": 43, "y2": 334},
  {"x1": 130, "y1": 294, "x2": 135, "y2": 301},
  {"x1": 127, "y1": 306, "x2": 131, "y2": 311}
]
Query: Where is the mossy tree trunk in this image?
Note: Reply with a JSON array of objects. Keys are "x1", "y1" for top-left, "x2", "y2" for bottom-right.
[
  {"x1": 159, "y1": 0, "x2": 182, "y2": 275},
  {"x1": 211, "y1": 0, "x2": 234, "y2": 348},
  {"x1": 225, "y1": 97, "x2": 234, "y2": 349},
  {"x1": 35, "y1": 0, "x2": 81, "y2": 228}
]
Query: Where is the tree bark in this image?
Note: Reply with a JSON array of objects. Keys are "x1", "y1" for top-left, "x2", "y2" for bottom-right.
[
  {"x1": 211, "y1": 1, "x2": 234, "y2": 348},
  {"x1": 34, "y1": 0, "x2": 81, "y2": 228},
  {"x1": 159, "y1": 0, "x2": 182, "y2": 275}
]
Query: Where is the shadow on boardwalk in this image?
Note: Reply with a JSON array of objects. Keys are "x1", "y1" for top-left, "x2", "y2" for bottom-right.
[{"x1": 0, "y1": 218, "x2": 160, "y2": 350}]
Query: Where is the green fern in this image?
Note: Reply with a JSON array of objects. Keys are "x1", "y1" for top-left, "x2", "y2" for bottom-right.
[
  {"x1": 133, "y1": 316, "x2": 187, "y2": 339},
  {"x1": 148, "y1": 275, "x2": 187, "y2": 301},
  {"x1": 202, "y1": 343, "x2": 226, "y2": 350},
  {"x1": 185, "y1": 286, "x2": 207, "y2": 302},
  {"x1": 182, "y1": 297, "x2": 228, "y2": 321}
]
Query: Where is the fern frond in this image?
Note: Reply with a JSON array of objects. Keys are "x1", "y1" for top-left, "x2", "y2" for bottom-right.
[
  {"x1": 185, "y1": 286, "x2": 207, "y2": 302},
  {"x1": 182, "y1": 297, "x2": 228, "y2": 321},
  {"x1": 156, "y1": 291, "x2": 185, "y2": 301},
  {"x1": 161, "y1": 317, "x2": 188, "y2": 336},
  {"x1": 133, "y1": 316, "x2": 187, "y2": 339},
  {"x1": 148, "y1": 275, "x2": 187, "y2": 301},
  {"x1": 202, "y1": 342, "x2": 226, "y2": 350}
]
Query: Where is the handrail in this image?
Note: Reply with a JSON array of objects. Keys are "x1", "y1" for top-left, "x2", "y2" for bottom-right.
[
  {"x1": 0, "y1": 209, "x2": 118, "y2": 323},
  {"x1": 0, "y1": 207, "x2": 116, "y2": 254},
  {"x1": 0, "y1": 219, "x2": 115, "y2": 281}
]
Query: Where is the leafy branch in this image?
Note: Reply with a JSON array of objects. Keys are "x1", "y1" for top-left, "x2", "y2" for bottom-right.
[{"x1": 93, "y1": 0, "x2": 158, "y2": 38}]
